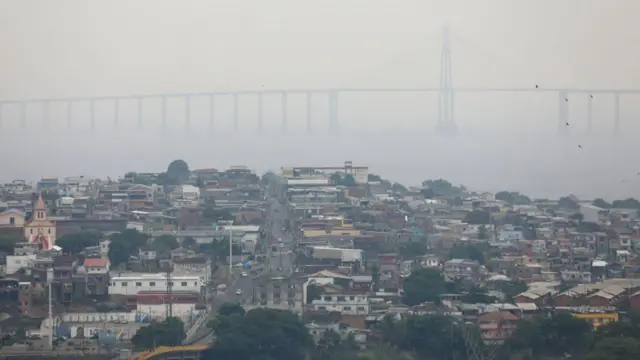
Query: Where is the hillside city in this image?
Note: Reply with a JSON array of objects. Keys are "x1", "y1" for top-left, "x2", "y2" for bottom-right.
[{"x1": 0, "y1": 160, "x2": 639, "y2": 360}]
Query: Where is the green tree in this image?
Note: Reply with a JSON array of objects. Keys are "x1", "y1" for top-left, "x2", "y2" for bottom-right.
[
  {"x1": 207, "y1": 308, "x2": 313, "y2": 360},
  {"x1": 495, "y1": 191, "x2": 531, "y2": 205},
  {"x1": 390, "y1": 314, "x2": 465, "y2": 360},
  {"x1": 56, "y1": 230, "x2": 102, "y2": 254},
  {"x1": 0, "y1": 232, "x2": 24, "y2": 255},
  {"x1": 152, "y1": 235, "x2": 179, "y2": 253},
  {"x1": 204, "y1": 206, "x2": 235, "y2": 222},
  {"x1": 464, "y1": 210, "x2": 491, "y2": 225},
  {"x1": 558, "y1": 196, "x2": 579, "y2": 210},
  {"x1": 367, "y1": 174, "x2": 383, "y2": 182},
  {"x1": 449, "y1": 243, "x2": 486, "y2": 264},
  {"x1": 218, "y1": 302, "x2": 246, "y2": 317},
  {"x1": 330, "y1": 173, "x2": 342, "y2": 185},
  {"x1": 592, "y1": 198, "x2": 611, "y2": 209},
  {"x1": 371, "y1": 263, "x2": 380, "y2": 291},
  {"x1": 166, "y1": 159, "x2": 190, "y2": 184},
  {"x1": 341, "y1": 174, "x2": 356, "y2": 187},
  {"x1": 612, "y1": 198, "x2": 640, "y2": 209},
  {"x1": 492, "y1": 279, "x2": 528, "y2": 301},
  {"x1": 477, "y1": 224, "x2": 488, "y2": 239},
  {"x1": 306, "y1": 284, "x2": 324, "y2": 304},
  {"x1": 421, "y1": 179, "x2": 464, "y2": 197},
  {"x1": 108, "y1": 229, "x2": 149, "y2": 267},
  {"x1": 182, "y1": 236, "x2": 197, "y2": 249},
  {"x1": 403, "y1": 268, "x2": 446, "y2": 306},
  {"x1": 391, "y1": 183, "x2": 408, "y2": 193},
  {"x1": 130, "y1": 317, "x2": 185, "y2": 350},
  {"x1": 507, "y1": 313, "x2": 592, "y2": 358},
  {"x1": 586, "y1": 337, "x2": 640, "y2": 360}
]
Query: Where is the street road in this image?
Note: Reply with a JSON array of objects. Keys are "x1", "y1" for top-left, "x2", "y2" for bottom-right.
[{"x1": 186, "y1": 182, "x2": 296, "y2": 345}]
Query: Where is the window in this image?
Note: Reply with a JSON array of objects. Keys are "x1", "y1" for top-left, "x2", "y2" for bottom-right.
[
  {"x1": 48, "y1": 229, "x2": 51, "y2": 234},
  {"x1": 357, "y1": 307, "x2": 365, "y2": 311},
  {"x1": 349, "y1": 296, "x2": 355, "y2": 300},
  {"x1": 9, "y1": 217, "x2": 14, "y2": 225},
  {"x1": 149, "y1": 282, "x2": 156, "y2": 287},
  {"x1": 324, "y1": 296, "x2": 332, "y2": 301},
  {"x1": 135, "y1": 282, "x2": 142, "y2": 287},
  {"x1": 181, "y1": 282, "x2": 187, "y2": 286},
  {"x1": 337, "y1": 296, "x2": 346, "y2": 302},
  {"x1": 343, "y1": 306, "x2": 351, "y2": 311},
  {"x1": 288, "y1": 291, "x2": 296, "y2": 298},
  {"x1": 121, "y1": 282, "x2": 127, "y2": 287}
]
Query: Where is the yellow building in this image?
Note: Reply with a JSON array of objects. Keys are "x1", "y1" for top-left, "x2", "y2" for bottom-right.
[
  {"x1": 573, "y1": 312, "x2": 619, "y2": 328},
  {"x1": 23, "y1": 193, "x2": 56, "y2": 250},
  {"x1": 0, "y1": 209, "x2": 25, "y2": 227}
]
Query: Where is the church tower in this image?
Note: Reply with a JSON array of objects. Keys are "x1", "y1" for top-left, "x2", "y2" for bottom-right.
[{"x1": 24, "y1": 193, "x2": 56, "y2": 250}]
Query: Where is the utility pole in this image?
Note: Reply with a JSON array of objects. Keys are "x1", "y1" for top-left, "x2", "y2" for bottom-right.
[
  {"x1": 165, "y1": 265, "x2": 173, "y2": 319},
  {"x1": 229, "y1": 227, "x2": 233, "y2": 280},
  {"x1": 47, "y1": 268, "x2": 54, "y2": 350}
]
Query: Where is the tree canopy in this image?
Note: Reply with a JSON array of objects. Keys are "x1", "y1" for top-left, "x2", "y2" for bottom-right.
[
  {"x1": 403, "y1": 268, "x2": 446, "y2": 306},
  {"x1": 558, "y1": 196, "x2": 579, "y2": 210},
  {"x1": 449, "y1": 243, "x2": 486, "y2": 264},
  {"x1": 0, "y1": 231, "x2": 24, "y2": 255},
  {"x1": 391, "y1": 183, "x2": 408, "y2": 194},
  {"x1": 207, "y1": 308, "x2": 313, "y2": 360},
  {"x1": 56, "y1": 230, "x2": 102, "y2": 254},
  {"x1": 592, "y1": 198, "x2": 611, "y2": 209},
  {"x1": 167, "y1": 159, "x2": 190, "y2": 184},
  {"x1": 108, "y1": 229, "x2": 149, "y2": 267},
  {"x1": 611, "y1": 197, "x2": 640, "y2": 209},
  {"x1": 151, "y1": 235, "x2": 179, "y2": 253},
  {"x1": 495, "y1": 191, "x2": 531, "y2": 205},
  {"x1": 421, "y1": 179, "x2": 465, "y2": 197},
  {"x1": 131, "y1": 317, "x2": 185, "y2": 350},
  {"x1": 464, "y1": 210, "x2": 491, "y2": 225}
]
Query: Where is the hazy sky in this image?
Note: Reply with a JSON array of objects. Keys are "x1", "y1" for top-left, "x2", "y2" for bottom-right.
[{"x1": 1, "y1": 0, "x2": 640, "y2": 199}]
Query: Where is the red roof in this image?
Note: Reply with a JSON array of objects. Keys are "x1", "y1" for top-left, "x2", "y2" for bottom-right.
[{"x1": 83, "y1": 258, "x2": 108, "y2": 267}]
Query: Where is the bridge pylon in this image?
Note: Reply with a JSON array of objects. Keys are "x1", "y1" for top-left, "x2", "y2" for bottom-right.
[{"x1": 435, "y1": 26, "x2": 458, "y2": 135}]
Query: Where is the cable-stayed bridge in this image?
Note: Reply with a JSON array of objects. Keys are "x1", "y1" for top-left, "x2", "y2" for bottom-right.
[{"x1": 0, "y1": 27, "x2": 638, "y2": 136}]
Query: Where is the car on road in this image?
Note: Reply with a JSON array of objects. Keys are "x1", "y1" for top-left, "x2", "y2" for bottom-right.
[
  {"x1": 241, "y1": 271, "x2": 247, "y2": 277},
  {"x1": 236, "y1": 289, "x2": 242, "y2": 295}
]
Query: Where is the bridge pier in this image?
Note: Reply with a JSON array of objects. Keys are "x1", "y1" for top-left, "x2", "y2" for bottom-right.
[
  {"x1": 209, "y1": 94, "x2": 215, "y2": 132},
  {"x1": 66, "y1": 101, "x2": 72, "y2": 130},
  {"x1": 113, "y1": 99, "x2": 119, "y2": 130},
  {"x1": 185, "y1": 95, "x2": 191, "y2": 131},
  {"x1": 281, "y1": 92, "x2": 288, "y2": 134},
  {"x1": 90, "y1": 100, "x2": 96, "y2": 130},
  {"x1": 257, "y1": 93, "x2": 263, "y2": 132},
  {"x1": 137, "y1": 97, "x2": 143, "y2": 129},
  {"x1": 306, "y1": 92, "x2": 312, "y2": 133},
  {"x1": 613, "y1": 93, "x2": 620, "y2": 136},
  {"x1": 557, "y1": 90, "x2": 569, "y2": 136},
  {"x1": 161, "y1": 96, "x2": 167, "y2": 131},
  {"x1": 20, "y1": 102, "x2": 26, "y2": 128},
  {"x1": 587, "y1": 93, "x2": 593, "y2": 134},
  {"x1": 328, "y1": 90, "x2": 339, "y2": 133},
  {"x1": 233, "y1": 93, "x2": 239, "y2": 131},
  {"x1": 42, "y1": 101, "x2": 49, "y2": 130}
]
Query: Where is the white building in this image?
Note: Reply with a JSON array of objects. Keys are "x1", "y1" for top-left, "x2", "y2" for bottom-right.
[
  {"x1": 281, "y1": 161, "x2": 369, "y2": 184},
  {"x1": 311, "y1": 292, "x2": 370, "y2": 315},
  {"x1": 580, "y1": 204, "x2": 603, "y2": 223},
  {"x1": 177, "y1": 185, "x2": 200, "y2": 201},
  {"x1": 52, "y1": 311, "x2": 145, "y2": 340},
  {"x1": 109, "y1": 273, "x2": 202, "y2": 295},
  {"x1": 6, "y1": 254, "x2": 36, "y2": 275}
]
